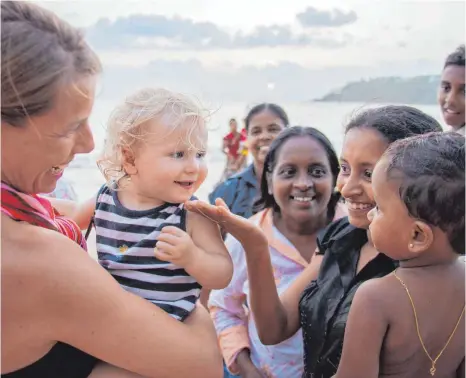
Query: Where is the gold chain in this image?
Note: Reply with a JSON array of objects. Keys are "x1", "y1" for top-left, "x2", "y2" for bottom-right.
[{"x1": 393, "y1": 269, "x2": 465, "y2": 376}]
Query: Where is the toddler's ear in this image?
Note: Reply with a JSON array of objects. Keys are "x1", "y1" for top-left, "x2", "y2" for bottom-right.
[
  {"x1": 408, "y1": 220, "x2": 434, "y2": 255},
  {"x1": 121, "y1": 145, "x2": 138, "y2": 175}
]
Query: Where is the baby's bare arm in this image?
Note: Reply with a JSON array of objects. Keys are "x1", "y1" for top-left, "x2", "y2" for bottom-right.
[
  {"x1": 333, "y1": 279, "x2": 389, "y2": 378},
  {"x1": 187, "y1": 210, "x2": 233, "y2": 289}
]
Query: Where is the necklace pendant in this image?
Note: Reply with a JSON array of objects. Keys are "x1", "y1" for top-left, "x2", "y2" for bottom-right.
[{"x1": 430, "y1": 365, "x2": 436, "y2": 376}]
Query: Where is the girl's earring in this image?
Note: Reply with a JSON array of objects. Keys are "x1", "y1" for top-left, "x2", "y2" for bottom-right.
[{"x1": 409, "y1": 243, "x2": 414, "y2": 248}]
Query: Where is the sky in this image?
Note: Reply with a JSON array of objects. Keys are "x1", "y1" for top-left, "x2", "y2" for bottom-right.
[{"x1": 35, "y1": 0, "x2": 465, "y2": 102}]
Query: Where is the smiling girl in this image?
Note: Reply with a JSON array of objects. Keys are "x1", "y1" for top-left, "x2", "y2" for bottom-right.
[
  {"x1": 438, "y1": 45, "x2": 465, "y2": 134},
  {"x1": 209, "y1": 103, "x2": 289, "y2": 219},
  {"x1": 208, "y1": 127, "x2": 346, "y2": 378},
  {"x1": 334, "y1": 132, "x2": 465, "y2": 378}
]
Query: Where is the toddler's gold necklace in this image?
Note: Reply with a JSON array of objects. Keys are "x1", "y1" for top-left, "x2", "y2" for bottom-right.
[{"x1": 393, "y1": 269, "x2": 465, "y2": 376}]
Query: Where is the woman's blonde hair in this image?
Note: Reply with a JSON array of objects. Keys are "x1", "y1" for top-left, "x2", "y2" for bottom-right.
[
  {"x1": 1, "y1": 1, "x2": 101, "y2": 126},
  {"x1": 98, "y1": 87, "x2": 208, "y2": 187}
]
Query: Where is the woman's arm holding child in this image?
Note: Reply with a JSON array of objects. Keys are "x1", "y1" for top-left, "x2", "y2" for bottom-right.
[{"x1": 155, "y1": 210, "x2": 233, "y2": 290}]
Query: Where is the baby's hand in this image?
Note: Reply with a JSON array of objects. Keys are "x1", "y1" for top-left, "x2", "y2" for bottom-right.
[{"x1": 155, "y1": 226, "x2": 197, "y2": 268}]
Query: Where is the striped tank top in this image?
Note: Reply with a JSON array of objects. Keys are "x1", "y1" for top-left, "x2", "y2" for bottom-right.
[{"x1": 94, "y1": 185, "x2": 201, "y2": 321}]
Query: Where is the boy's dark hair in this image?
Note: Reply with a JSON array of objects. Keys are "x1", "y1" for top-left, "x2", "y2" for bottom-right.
[
  {"x1": 444, "y1": 44, "x2": 465, "y2": 68},
  {"x1": 384, "y1": 132, "x2": 465, "y2": 255},
  {"x1": 345, "y1": 105, "x2": 443, "y2": 143},
  {"x1": 253, "y1": 126, "x2": 341, "y2": 222},
  {"x1": 244, "y1": 103, "x2": 289, "y2": 132}
]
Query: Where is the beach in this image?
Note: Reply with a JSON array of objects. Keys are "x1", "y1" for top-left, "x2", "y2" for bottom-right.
[{"x1": 65, "y1": 100, "x2": 443, "y2": 203}]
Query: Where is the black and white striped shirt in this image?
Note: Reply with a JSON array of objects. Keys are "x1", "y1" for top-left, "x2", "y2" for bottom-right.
[{"x1": 94, "y1": 185, "x2": 201, "y2": 321}]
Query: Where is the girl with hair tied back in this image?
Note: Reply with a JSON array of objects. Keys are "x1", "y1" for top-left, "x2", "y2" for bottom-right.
[
  {"x1": 209, "y1": 103, "x2": 290, "y2": 219},
  {"x1": 334, "y1": 131, "x2": 465, "y2": 378},
  {"x1": 1, "y1": 1, "x2": 222, "y2": 378}
]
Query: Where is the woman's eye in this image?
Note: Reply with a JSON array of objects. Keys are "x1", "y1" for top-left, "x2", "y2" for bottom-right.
[
  {"x1": 310, "y1": 167, "x2": 326, "y2": 177},
  {"x1": 340, "y1": 164, "x2": 349, "y2": 174},
  {"x1": 280, "y1": 168, "x2": 295, "y2": 177},
  {"x1": 364, "y1": 169, "x2": 373, "y2": 179}
]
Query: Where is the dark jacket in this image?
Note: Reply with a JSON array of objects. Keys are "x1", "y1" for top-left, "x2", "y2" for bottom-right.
[
  {"x1": 208, "y1": 164, "x2": 259, "y2": 219},
  {"x1": 299, "y1": 217, "x2": 396, "y2": 378}
]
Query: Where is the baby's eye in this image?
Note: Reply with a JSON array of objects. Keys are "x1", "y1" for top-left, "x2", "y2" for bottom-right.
[
  {"x1": 196, "y1": 151, "x2": 206, "y2": 159},
  {"x1": 173, "y1": 151, "x2": 184, "y2": 159}
]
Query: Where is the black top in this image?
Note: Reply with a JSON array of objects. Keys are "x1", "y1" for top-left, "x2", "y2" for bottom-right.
[
  {"x1": 299, "y1": 217, "x2": 396, "y2": 378},
  {"x1": 208, "y1": 164, "x2": 258, "y2": 219},
  {"x1": 2, "y1": 342, "x2": 98, "y2": 378}
]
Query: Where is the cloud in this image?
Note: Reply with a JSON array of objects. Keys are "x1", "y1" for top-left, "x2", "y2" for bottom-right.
[
  {"x1": 296, "y1": 7, "x2": 357, "y2": 28},
  {"x1": 85, "y1": 14, "x2": 349, "y2": 50}
]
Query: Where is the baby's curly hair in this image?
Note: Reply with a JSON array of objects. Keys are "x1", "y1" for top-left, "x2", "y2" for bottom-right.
[
  {"x1": 97, "y1": 88, "x2": 208, "y2": 187},
  {"x1": 384, "y1": 132, "x2": 465, "y2": 255}
]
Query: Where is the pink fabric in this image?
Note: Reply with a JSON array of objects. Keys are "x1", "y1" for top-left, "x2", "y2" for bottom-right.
[{"x1": 1, "y1": 182, "x2": 87, "y2": 251}]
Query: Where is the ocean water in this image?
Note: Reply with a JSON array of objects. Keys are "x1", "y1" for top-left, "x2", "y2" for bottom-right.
[{"x1": 65, "y1": 100, "x2": 443, "y2": 202}]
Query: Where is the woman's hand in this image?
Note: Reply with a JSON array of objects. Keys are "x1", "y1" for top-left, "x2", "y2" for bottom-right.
[{"x1": 184, "y1": 198, "x2": 267, "y2": 246}]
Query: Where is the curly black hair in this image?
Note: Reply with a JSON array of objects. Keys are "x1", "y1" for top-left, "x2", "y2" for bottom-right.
[{"x1": 384, "y1": 132, "x2": 465, "y2": 255}]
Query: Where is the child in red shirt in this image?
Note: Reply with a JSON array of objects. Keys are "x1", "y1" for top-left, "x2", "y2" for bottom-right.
[{"x1": 222, "y1": 118, "x2": 246, "y2": 179}]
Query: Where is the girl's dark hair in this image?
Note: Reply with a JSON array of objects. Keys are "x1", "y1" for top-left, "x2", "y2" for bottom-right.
[
  {"x1": 345, "y1": 105, "x2": 443, "y2": 142},
  {"x1": 253, "y1": 126, "x2": 341, "y2": 222},
  {"x1": 444, "y1": 44, "x2": 465, "y2": 68},
  {"x1": 384, "y1": 132, "x2": 465, "y2": 255},
  {"x1": 229, "y1": 118, "x2": 237, "y2": 124},
  {"x1": 244, "y1": 103, "x2": 289, "y2": 131}
]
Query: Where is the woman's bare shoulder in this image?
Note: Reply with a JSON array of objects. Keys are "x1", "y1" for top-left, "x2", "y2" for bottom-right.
[{"x1": 2, "y1": 216, "x2": 102, "y2": 299}]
